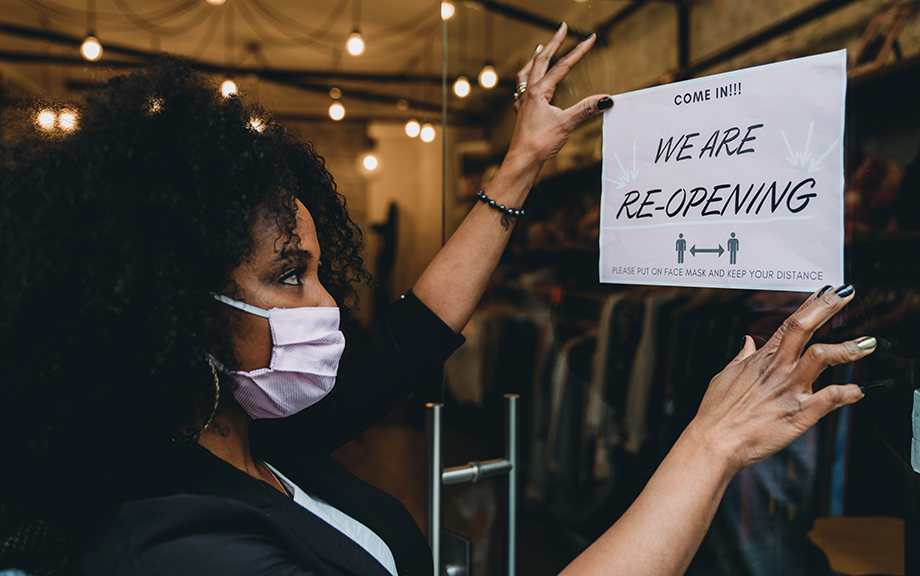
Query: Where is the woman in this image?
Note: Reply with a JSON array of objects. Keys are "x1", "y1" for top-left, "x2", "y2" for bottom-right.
[{"x1": 0, "y1": 25, "x2": 873, "y2": 576}]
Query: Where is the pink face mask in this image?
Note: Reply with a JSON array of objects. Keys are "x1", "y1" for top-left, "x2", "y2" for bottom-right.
[{"x1": 212, "y1": 294, "x2": 346, "y2": 419}]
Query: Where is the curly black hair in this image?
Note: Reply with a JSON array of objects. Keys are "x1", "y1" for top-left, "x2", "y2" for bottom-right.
[{"x1": 0, "y1": 56, "x2": 369, "y2": 573}]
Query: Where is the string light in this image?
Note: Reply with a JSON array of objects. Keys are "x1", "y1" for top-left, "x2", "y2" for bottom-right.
[
  {"x1": 329, "y1": 87, "x2": 342, "y2": 99},
  {"x1": 420, "y1": 123, "x2": 435, "y2": 142},
  {"x1": 220, "y1": 79, "x2": 237, "y2": 97},
  {"x1": 405, "y1": 119, "x2": 420, "y2": 137},
  {"x1": 396, "y1": 99, "x2": 409, "y2": 111},
  {"x1": 248, "y1": 117, "x2": 265, "y2": 132},
  {"x1": 440, "y1": 1, "x2": 455, "y2": 21},
  {"x1": 346, "y1": 31, "x2": 365, "y2": 56},
  {"x1": 58, "y1": 110, "x2": 78, "y2": 131},
  {"x1": 478, "y1": 65, "x2": 497, "y2": 89},
  {"x1": 453, "y1": 76, "x2": 471, "y2": 98},
  {"x1": 362, "y1": 154, "x2": 378, "y2": 171},
  {"x1": 329, "y1": 101, "x2": 346, "y2": 121},
  {"x1": 37, "y1": 109, "x2": 56, "y2": 130},
  {"x1": 80, "y1": 35, "x2": 102, "y2": 61}
]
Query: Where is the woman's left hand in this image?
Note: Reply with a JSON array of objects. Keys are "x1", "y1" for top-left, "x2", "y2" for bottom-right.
[{"x1": 508, "y1": 23, "x2": 612, "y2": 165}]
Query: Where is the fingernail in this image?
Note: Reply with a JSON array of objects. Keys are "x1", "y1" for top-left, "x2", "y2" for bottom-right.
[
  {"x1": 597, "y1": 97, "x2": 613, "y2": 111},
  {"x1": 857, "y1": 336, "x2": 877, "y2": 350},
  {"x1": 859, "y1": 378, "x2": 896, "y2": 397},
  {"x1": 584, "y1": 32, "x2": 595, "y2": 41},
  {"x1": 834, "y1": 284, "x2": 854, "y2": 297},
  {"x1": 816, "y1": 285, "x2": 833, "y2": 297},
  {"x1": 739, "y1": 336, "x2": 748, "y2": 352},
  {"x1": 535, "y1": 44, "x2": 544, "y2": 54},
  {"x1": 558, "y1": 22, "x2": 565, "y2": 30}
]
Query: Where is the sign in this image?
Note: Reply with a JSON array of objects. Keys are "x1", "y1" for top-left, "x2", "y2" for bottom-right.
[{"x1": 600, "y1": 50, "x2": 846, "y2": 292}]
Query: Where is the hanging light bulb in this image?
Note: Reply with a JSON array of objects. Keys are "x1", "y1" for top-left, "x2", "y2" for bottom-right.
[
  {"x1": 346, "y1": 31, "x2": 365, "y2": 56},
  {"x1": 405, "y1": 119, "x2": 420, "y2": 138},
  {"x1": 329, "y1": 101, "x2": 346, "y2": 121},
  {"x1": 36, "y1": 109, "x2": 56, "y2": 131},
  {"x1": 420, "y1": 123, "x2": 436, "y2": 143},
  {"x1": 220, "y1": 79, "x2": 237, "y2": 98},
  {"x1": 248, "y1": 117, "x2": 265, "y2": 133},
  {"x1": 453, "y1": 76, "x2": 471, "y2": 98},
  {"x1": 478, "y1": 65, "x2": 498, "y2": 89},
  {"x1": 440, "y1": 1, "x2": 455, "y2": 21},
  {"x1": 362, "y1": 154, "x2": 379, "y2": 171},
  {"x1": 80, "y1": 35, "x2": 102, "y2": 61},
  {"x1": 58, "y1": 110, "x2": 78, "y2": 131}
]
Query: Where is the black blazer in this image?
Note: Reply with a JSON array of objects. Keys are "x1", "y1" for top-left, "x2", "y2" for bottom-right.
[{"x1": 79, "y1": 293, "x2": 465, "y2": 576}]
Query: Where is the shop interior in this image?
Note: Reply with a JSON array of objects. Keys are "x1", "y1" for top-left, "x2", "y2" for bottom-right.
[{"x1": 1, "y1": 0, "x2": 919, "y2": 575}]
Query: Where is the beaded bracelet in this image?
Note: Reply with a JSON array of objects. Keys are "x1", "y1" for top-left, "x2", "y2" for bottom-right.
[{"x1": 476, "y1": 190, "x2": 526, "y2": 230}]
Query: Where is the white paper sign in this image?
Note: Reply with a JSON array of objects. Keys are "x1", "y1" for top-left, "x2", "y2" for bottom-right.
[{"x1": 600, "y1": 50, "x2": 846, "y2": 292}]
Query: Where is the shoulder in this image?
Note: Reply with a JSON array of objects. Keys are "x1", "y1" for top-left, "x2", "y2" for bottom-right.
[{"x1": 79, "y1": 494, "x2": 335, "y2": 576}]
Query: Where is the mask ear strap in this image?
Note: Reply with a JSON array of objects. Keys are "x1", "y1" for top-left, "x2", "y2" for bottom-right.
[{"x1": 212, "y1": 293, "x2": 270, "y2": 319}]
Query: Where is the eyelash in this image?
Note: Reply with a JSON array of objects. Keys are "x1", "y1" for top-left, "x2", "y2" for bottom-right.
[{"x1": 279, "y1": 266, "x2": 307, "y2": 286}]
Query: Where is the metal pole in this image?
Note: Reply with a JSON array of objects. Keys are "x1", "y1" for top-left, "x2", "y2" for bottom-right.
[
  {"x1": 504, "y1": 394, "x2": 518, "y2": 576},
  {"x1": 426, "y1": 403, "x2": 444, "y2": 576}
]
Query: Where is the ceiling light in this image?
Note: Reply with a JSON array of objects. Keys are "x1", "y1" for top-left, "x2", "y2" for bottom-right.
[
  {"x1": 220, "y1": 79, "x2": 237, "y2": 98},
  {"x1": 440, "y1": 1, "x2": 455, "y2": 21},
  {"x1": 206, "y1": 0, "x2": 226, "y2": 5},
  {"x1": 346, "y1": 31, "x2": 365, "y2": 56},
  {"x1": 453, "y1": 76, "x2": 471, "y2": 98},
  {"x1": 329, "y1": 87, "x2": 342, "y2": 99},
  {"x1": 405, "y1": 119, "x2": 420, "y2": 138},
  {"x1": 420, "y1": 123, "x2": 436, "y2": 142},
  {"x1": 478, "y1": 65, "x2": 498, "y2": 89},
  {"x1": 37, "y1": 109, "x2": 56, "y2": 131},
  {"x1": 58, "y1": 110, "x2": 78, "y2": 131},
  {"x1": 329, "y1": 101, "x2": 346, "y2": 121},
  {"x1": 80, "y1": 35, "x2": 102, "y2": 61}
]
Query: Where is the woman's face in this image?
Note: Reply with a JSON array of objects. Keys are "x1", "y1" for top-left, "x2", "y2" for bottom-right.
[{"x1": 224, "y1": 198, "x2": 336, "y2": 372}]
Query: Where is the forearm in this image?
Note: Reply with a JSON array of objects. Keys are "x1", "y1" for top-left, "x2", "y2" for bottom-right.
[
  {"x1": 412, "y1": 154, "x2": 542, "y2": 332},
  {"x1": 559, "y1": 423, "x2": 735, "y2": 576}
]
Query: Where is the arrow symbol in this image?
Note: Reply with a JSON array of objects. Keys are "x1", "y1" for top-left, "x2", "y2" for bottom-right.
[
  {"x1": 690, "y1": 244, "x2": 724, "y2": 257},
  {"x1": 608, "y1": 141, "x2": 639, "y2": 189},
  {"x1": 781, "y1": 122, "x2": 815, "y2": 167},
  {"x1": 808, "y1": 136, "x2": 841, "y2": 173},
  {"x1": 800, "y1": 121, "x2": 813, "y2": 166},
  {"x1": 629, "y1": 140, "x2": 639, "y2": 180}
]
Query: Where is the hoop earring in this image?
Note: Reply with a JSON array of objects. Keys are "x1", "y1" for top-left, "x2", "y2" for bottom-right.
[{"x1": 173, "y1": 357, "x2": 221, "y2": 443}]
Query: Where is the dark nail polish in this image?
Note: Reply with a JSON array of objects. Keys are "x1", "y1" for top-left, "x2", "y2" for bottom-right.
[
  {"x1": 739, "y1": 336, "x2": 748, "y2": 352},
  {"x1": 859, "y1": 378, "x2": 896, "y2": 397},
  {"x1": 558, "y1": 22, "x2": 565, "y2": 30},
  {"x1": 834, "y1": 284, "x2": 854, "y2": 297},
  {"x1": 597, "y1": 97, "x2": 613, "y2": 111},
  {"x1": 584, "y1": 33, "x2": 595, "y2": 41},
  {"x1": 816, "y1": 285, "x2": 833, "y2": 297}
]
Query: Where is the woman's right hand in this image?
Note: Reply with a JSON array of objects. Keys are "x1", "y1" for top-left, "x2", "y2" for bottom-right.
[
  {"x1": 506, "y1": 23, "x2": 611, "y2": 168},
  {"x1": 688, "y1": 285, "x2": 872, "y2": 473}
]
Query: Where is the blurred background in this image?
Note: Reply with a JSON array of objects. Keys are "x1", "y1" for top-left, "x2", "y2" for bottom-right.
[{"x1": 2, "y1": 1, "x2": 919, "y2": 575}]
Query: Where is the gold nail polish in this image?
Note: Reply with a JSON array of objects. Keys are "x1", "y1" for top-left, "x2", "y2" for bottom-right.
[{"x1": 857, "y1": 336, "x2": 877, "y2": 350}]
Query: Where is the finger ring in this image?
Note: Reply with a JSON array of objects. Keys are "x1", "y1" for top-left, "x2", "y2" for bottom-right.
[{"x1": 514, "y1": 82, "x2": 527, "y2": 101}]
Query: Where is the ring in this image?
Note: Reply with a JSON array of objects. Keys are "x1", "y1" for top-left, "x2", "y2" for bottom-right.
[{"x1": 514, "y1": 82, "x2": 527, "y2": 101}]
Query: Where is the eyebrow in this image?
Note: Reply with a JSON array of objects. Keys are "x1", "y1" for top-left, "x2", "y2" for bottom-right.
[{"x1": 275, "y1": 248, "x2": 314, "y2": 264}]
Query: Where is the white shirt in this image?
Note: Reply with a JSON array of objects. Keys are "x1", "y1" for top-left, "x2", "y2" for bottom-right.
[{"x1": 264, "y1": 462, "x2": 398, "y2": 576}]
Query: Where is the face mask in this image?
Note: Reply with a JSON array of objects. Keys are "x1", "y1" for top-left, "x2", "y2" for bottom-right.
[{"x1": 211, "y1": 294, "x2": 345, "y2": 419}]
